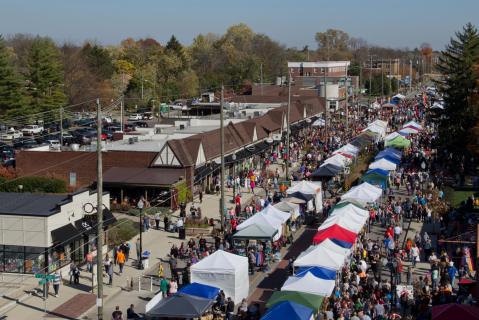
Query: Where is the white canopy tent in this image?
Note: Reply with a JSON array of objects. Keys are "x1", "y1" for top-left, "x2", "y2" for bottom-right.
[
  {"x1": 323, "y1": 154, "x2": 350, "y2": 168},
  {"x1": 369, "y1": 158, "x2": 397, "y2": 171},
  {"x1": 363, "y1": 124, "x2": 386, "y2": 138},
  {"x1": 399, "y1": 127, "x2": 419, "y2": 135},
  {"x1": 341, "y1": 182, "x2": 382, "y2": 204},
  {"x1": 281, "y1": 272, "x2": 336, "y2": 297},
  {"x1": 236, "y1": 214, "x2": 283, "y2": 241},
  {"x1": 287, "y1": 180, "x2": 323, "y2": 212},
  {"x1": 330, "y1": 203, "x2": 369, "y2": 220},
  {"x1": 334, "y1": 143, "x2": 359, "y2": 157},
  {"x1": 259, "y1": 205, "x2": 291, "y2": 224},
  {"x1": 393, "y1": 94, "x2": 406, "y2": 100},
  {"x1": 318, "y1": 212, "x2": 367, "y2": 233},
  {"x1": 403, "y1": 120, "x2": 423, "y2": 130},
  {"x1": 190, "y1": 250, "x2": 249, "y2": 304},
  {"x1": 293, "y1": 242, "x2": 347, "y2": 270},
  {"x1": 371, "y1": 119, "x2": 388, "y2": 128},
  {"x1": 431, "y1": 102, "x2": 445, "y2": 110},
  {"x1": 384, "y1": 132, "x2": 401, "y2": 141},
  {"x1": 274, "y1": 201, "x2": 300, "y2": 220},
  {"x1": 312, "y1": 118, "x2": 326, "y2": 127}
]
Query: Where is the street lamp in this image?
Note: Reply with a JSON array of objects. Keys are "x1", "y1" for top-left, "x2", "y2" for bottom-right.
[{"x1": 137, "y1": 197, "x2": 144, "y2": 270}]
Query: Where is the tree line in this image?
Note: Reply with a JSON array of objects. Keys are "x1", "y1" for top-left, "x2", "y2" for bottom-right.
[{"x1": 0, "y1": 24, "x2": 432, "y2": 118}]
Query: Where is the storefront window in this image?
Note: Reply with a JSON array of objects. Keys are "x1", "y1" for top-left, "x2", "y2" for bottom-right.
[
  {"x1": 25, "y1": 247, "x2": 45, "y2": 274},
  {"x1": 4, "y1": 251, "x2": 24, "y2": 273},
  {"x1": 49, "y1": 245, "x2": 70, "y2": 272}
]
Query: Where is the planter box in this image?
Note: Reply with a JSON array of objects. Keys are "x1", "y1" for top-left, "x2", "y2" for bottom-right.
[{"x1": 185, "y1": 226, "x2": 212, "y2": 237}]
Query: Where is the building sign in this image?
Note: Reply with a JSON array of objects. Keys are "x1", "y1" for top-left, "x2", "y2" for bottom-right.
[{"x1": 69, "y1": 172, "x2": 77, "y2": 187}]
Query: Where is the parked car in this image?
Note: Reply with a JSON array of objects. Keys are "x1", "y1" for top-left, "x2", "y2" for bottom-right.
[
  {"x1": 74, "y1": 118, "x2": 95, "y2": 127},
  {"x1": 133, "y1": 121, "x2": 149, "y2": 128},
  {"x1": 124, "y1": 124, "x2": 135, "y2": 132},
  {"x1": 21, "y1": 125, "x2": 44, "y2": 135},
  {"x1": 0, "y1": 128, "x2": 23, "y2": 140},
  {"x1": 142, "y1": 112, "x2": 153, "y2": 120},
  {"x1": 105, "y1": 125, "x2": 121, "y2": 132},
  {"x1": 48, "y1": 140, "x2": 61, "y2": 150},
  {"x1": 128, "y1": 114, "x2": 143, "y2": 121},
  {"x1": 13, "y1": 138, "x2": 38, "y2": 150}
]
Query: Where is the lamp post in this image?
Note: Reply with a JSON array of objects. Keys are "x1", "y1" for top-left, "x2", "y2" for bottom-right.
[
  {"x1": 18, "y1": 184, "x2": 23, "y2": 193},
  {"x1": 137, "y1": 198, "x2": 144, "y2": 270}
]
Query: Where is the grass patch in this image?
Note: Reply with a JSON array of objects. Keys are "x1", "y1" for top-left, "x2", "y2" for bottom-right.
[
  {"x1": 108, "y1": 218, "x2": 140, "y2": 246},
  {"x1": 444, "y1": 186, "x2": 475, "y2": 208}
]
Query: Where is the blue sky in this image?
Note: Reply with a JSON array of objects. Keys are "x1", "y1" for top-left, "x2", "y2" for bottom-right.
[{"x1": 1, "y1": 0, "x2": 477, "y2": 50}]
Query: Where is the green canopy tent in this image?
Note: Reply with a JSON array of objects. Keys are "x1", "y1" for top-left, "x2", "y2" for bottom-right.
[
  {"x1": 232, "y1": 223, "x2": 278, "y2": 241},
  {"x1": 266, "y1": 291, "x2": 324, "y2": 311},
  {"x1": 385, "y1": 136, "x2": 411, "y2": 149},
  {"x1": 331, "y1": 200, "x2": 366, "y2": 211}
]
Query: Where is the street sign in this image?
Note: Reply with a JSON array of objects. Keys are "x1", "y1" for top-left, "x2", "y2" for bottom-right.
[
  {"x1": 46, "y1": 275, "x2": 56, "y2": 281},
  {"x1": 34, "y1": 274, "x2": 44, "y2": 279},
  {"x1": 38, "y1": 279, "x2": 47, "y2": 285}
]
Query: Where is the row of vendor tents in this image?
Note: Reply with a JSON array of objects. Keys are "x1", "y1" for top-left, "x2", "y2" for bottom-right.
[
  {"x1": 145, "y1": 181, "x2": 325, "y2": 319},
  {"x1": 260, "y1": 120, "x2": 392, "y2": 320}
]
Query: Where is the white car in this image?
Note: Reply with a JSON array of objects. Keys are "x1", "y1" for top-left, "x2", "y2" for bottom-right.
[
  {"x1": 128, "y1": 114, "x2": 142, "y2": 121},
  {"x1": 22, "y1": 125, "x2": 44, "y2": 135},
  {"x1": 48, "y1": 140, "x2": 61, "y2": 150},
  {"x1": 0, "y1": 129, "x2": 23, "y2": 140}
]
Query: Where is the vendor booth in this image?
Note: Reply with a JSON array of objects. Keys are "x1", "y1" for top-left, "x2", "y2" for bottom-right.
[
  {"x1": 190, "y1": 250, "x2": 249, "y2": 304},
  {"x1": 287, "y1": 181, "x2": 323, "y2": 212},
  {"x1": 146, "y1": 293, "x2": 214, "y2": 319},
  {"x1": 369, "y1": 158, "x2": 397, "y2": 171},
  {"x1": 266, "y1": 291, "x2": 324, "y2": 311},
  {"x1": 361, "y1": 169, "x2": 389, "y2": 190},
  {"x1": 312, "y1": 224, "x2": 357, "y2": 247},
  {"x1": 281, "y1": 272, "x2": 336, "y2": 297},
  {"x1": 385, "y1": 136, "x2": 411, "y2": 149},
  {"x1": 293, "y1": 242, "x2": 346, "y2": 270},
  {"x1": 261, "y1": 301, "x2": 314, "y2": 320},
  {"x1": 311, "y1": 163, "x2": 342, "y2": 180},
  {"x1": 341, "y1": 182, "x2": 382, "y2": 204},
  {"x1": 294, "y1": 266, "x2": 337, "y2": 280}
]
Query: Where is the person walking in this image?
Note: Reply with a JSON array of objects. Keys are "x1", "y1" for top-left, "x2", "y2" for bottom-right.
[
  {"x1": 411, "y1": 243, "x2": 420, "y2": 268},
  {"x1": 112, "y1": 306, "x2": 123, "y2": 320},
  {"x1": 159, "y1": 276, "x2": 169, "y2": 298},
  {"x1": 126, "y1": 304, "x2": 139, "y2": 319},
  {"x1": 164, "y1": 215, "x2": 169, "y2": 232},
  {"x1": 108, "y1": 261, "x2": 114, "y2": 285},
  {"x1": 154, "y1": 212, "x2": 161, "y2": 230},
  {"x1": 52, "y1": 271, "x2": 61, "y2": 297},
  {"x1": 116, "y1": 249, "x2": 126, "y2": 273}
]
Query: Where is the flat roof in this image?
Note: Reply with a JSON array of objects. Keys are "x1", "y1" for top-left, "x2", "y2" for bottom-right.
[
  {"x1": 0, "y1": 192, "x2": 69, "y2": 217},
  {"x1": 288, "y1": 61, "x2": 350, "y2": 68},
  {"x1": 103, "y1": 167, "x2": 184, "y2": 186}
]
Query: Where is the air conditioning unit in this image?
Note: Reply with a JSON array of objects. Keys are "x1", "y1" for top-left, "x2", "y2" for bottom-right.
[{"x1": 179, "y1": 124, "x2": 185, "y2": 130}]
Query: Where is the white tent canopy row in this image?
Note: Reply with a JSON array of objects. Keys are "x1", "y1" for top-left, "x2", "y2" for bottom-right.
[
  {"x1": 281, "y1": 272, "x2": 336, "y2": 297},
  {"x1": 312, "y1": 118, "x2": 326, "y2": 127},
  {"x1": 393, "y1": 94, "x2": 406, "y2": 100},
  {"x1": 274, "y1": 201, "x2": 300, "y2": 220},
  {"x1": 363, "y1": 124, "x2": 386, "y2": 138},
  {"x1": 320, "y1": 207, "x2": 368, "y2": 233},
  {"x1": 341, "y1": 182, "x2": 383, "y2": 204},
  {"x1": 369, "y1": 158, "x2": 397, "y2": 171},
  {"x1": 190, "y1": 250, "x2": 249, "y2": 304},
  {"x1": 236, "y1": 212, "x2": 283, "y2": 241}
]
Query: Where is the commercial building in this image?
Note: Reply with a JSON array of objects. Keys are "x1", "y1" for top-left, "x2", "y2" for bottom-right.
[{"x1": 0, "y1": 189, "x2": 112, "y2": 274}]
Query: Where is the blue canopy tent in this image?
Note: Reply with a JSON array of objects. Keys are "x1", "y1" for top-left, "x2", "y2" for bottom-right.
[
  {"x1": 261, "y1": 301, "x2": 314, "y2": 320},
  {"x1": 178, "y1": 282, "x2": 220, "y2": 300},
  {"x1": 295, "y1": 266, "x2": 336, "y2": 280},
  {"x1": 361, "y1": 168, "x2": 389, "y2": 190},
  {"x1": 377, "y1": 148, "x2": 402, "y2": 160},
  {"x1": 374, "y1": 154, "x2": 401, "y2": 165}
]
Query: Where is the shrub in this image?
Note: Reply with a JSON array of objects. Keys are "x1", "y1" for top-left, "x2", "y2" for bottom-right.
[
  {"x1": 0, "y1": 176, "x2": 67, "y2": 193},
  {"x1": 107, "y1": 218, "x2": 140, "y2": 246}
]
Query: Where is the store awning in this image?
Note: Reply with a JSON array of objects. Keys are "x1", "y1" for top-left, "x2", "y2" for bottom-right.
[
  {"x1": 194, "y1": 163, "x2": 220, "y2": 183},
  {"x1": 51, "y1": 223, "x2": 82, "y2": 243},
  {"x1": 103, "y1": 167, "x2": 184, "y2": 187}
]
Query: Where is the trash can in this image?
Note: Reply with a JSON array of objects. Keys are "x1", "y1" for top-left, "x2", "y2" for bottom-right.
[{"x1": 178, "y1": 227, "x2": 186, "y2": 239}]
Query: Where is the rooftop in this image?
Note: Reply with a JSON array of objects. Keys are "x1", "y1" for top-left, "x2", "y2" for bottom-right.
[
  {"x1": 287, "y1": 61, "x2": 350, "y2": 68},
  {"x1": 0, "y1": 192, "x2": 69, "y2": 217}
]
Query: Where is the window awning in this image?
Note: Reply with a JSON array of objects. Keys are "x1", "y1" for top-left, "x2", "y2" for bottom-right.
[
  {"x1": 51, "y1": 223, "x2": 82, "y2": 243},
  {"x1": 103, "y1": 167, "x2": 184, "y2": 187}
]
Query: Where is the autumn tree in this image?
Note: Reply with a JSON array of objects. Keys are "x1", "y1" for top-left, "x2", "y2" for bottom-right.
[{"x1": 315, "y1": 29, "x2": 352, "y2": 61}]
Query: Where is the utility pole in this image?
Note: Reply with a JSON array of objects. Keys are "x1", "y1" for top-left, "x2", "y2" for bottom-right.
[
  {"x1": 345, "y1": 68, "x2": 349, "y2": 128},
  {"x1": 59, "y1": 107, "x2": 63, "y2": 147},
  {"x1": 260, "y1": 64, "x2": 264, "y2": 96},
  {"x1": 389, "y1": 59, "x2": 392, "y2": 95},
  {"x1": 141, "y1": 76, "x2": 144, "y2": 100},
  {"x1": 120, "y1": 97, "x2": 124, "y2": 132},
  {"x1": 381, "y1": 58, "x2": 384, "y2": 103},
  {"x1": 323, "y1": 66, "x2": 329, "y2": 138},
  {"x1": 96, "y1": 98, "x2": 104, "y2": 320},
  {"x1": 409, "y1": 60, "x2": 413, "y2": 93},
  {"x1": 369, "y1": 55, "x2": 372, "y2": 104},
  {"x1": 285, "y1": 74, "x2": 291, "y2": 181},
  {"x1": 219, "y1": 85, "x2": 225, "y2": 233}
]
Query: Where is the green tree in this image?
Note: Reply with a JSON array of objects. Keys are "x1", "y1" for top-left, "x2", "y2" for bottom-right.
[
  {"x1": 0, "y1": 35, "x2": 26, "y2": 116},
  {"x1": 436, "y1": 23, "x2": 479, "y2": 152},
  {"x1": 26, "y1": 37, "x2": 66, "y2": 115},
  {"x1": 82, "y1": 43, "x2": 114, "y2": 80}
]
